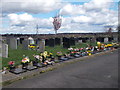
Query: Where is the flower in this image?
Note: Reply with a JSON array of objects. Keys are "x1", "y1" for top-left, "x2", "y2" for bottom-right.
[
  {"x1": 8, "y1": 61, "x2": 15, "y2": 65},
  {"x1": 68, "y1": 48, "x2": 73, "y2": 50}
]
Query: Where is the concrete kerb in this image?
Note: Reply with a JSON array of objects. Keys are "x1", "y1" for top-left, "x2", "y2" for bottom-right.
[{"x1": 1, "y1": 49, "x2": 117, "y2": 86}]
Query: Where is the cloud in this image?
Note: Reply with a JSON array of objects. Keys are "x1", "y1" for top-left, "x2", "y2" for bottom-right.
[
  {"x1": 60, "y1": 4, "x2": 85, "y2": 15},
  {"x1": 2, "y1": 0, "x2": 118, "y2": 34},
  {"x1": 2, "y1": 0, "x2": 62, "y2": 14}
]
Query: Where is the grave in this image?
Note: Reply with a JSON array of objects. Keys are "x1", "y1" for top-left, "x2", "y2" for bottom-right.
[
  {"x1": 6, "y1": 38, "x2": 17, "y2": 49},
  {"x1": 63, "y1": 37, "x2": 70, "y2": 48},
  {"x1": 2, "y1": 44, "x2": 8, "y2": 58},
  {"x1": 20, "y1": 38, "x2": 24, "y2": 44},
  {"x1": 91, "y1": 37, "x2": 96, "y2": 43},
  {"x1": 48, "y1": 38, "x2": 55, "y2": 47},
  {"x1": 82, "y1": 38, "x2": 87, "y2": 43},
  {"x1": 9, "y1": 68, "x2": 27, "y2": 74},
  {"x1": 22, "y1": 39, "x2": 29, "y2": 50},
  {"x1": 69, "y1": 37, "x2": 75, "y2": 46},
  {"x1": 104, "y1": 37, "x2": 108, "y2": 43},
  {"x1": 37, "y1": 39, "x2": 45, "y2": 52},
  {"x1": 28, "y1": 37, "x2": 35, "y2": 44},
  {"x1": 17, "y1": 38, "x2": 21, "y2": 46},
  {"x1": 113, "y1": 37, "x2": 118, "y2": 42},
  {"x1": 108, "y1": 37, "x2": 113, "y2": 42},
  {"x1": 45, "y1": 39, "x2": 49, "y2": 46},
  {"x1": 25, "y1": 65, "x2": 37, "y2": 71},
  {"x1": 55, "y1": 38, "x2": 61, "y2": 45}
]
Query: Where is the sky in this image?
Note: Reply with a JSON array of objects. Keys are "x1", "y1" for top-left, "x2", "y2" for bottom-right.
[{"x1": 1, "y1": 0, "x2": 119, "y2": 34}]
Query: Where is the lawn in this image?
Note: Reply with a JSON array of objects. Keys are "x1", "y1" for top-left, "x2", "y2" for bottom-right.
[{"x1": 1, "y1": 42, "x2": 97, "y2": 69}]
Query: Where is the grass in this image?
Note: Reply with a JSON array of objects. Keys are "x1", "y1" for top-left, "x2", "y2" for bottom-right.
[{"x1": 1, "y1": 42, "x2": 97, "y2": 69}]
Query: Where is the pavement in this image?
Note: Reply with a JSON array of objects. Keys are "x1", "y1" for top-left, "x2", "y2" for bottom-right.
[{"x1": 1, "y1": 49, "x2": 119, "y2": 88}]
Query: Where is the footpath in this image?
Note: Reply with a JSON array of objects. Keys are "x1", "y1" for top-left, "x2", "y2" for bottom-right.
[{"x1": 0, "y1": 49, "x2": 117, "y2": 86}]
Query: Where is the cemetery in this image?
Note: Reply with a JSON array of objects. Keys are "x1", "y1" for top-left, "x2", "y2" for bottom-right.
[{"x1": 1, "y1": 34, "x2": 120, "y2": 75}]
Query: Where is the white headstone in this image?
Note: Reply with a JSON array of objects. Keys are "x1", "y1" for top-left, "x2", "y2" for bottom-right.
[
  {"x1": 104, "y1": 38, "x2": 108, "y2": 43},
  {"x1": 78, "y1": 40, "x2": 82, "y2": 43},
  {"x1": 2, "y1": 44, "x2": 8, "y2": 58}
]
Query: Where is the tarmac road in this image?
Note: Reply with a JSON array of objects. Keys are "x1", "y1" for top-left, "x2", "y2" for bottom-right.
[{"x1": 3, "y1": 50, "x2": 118, "y2": 88}]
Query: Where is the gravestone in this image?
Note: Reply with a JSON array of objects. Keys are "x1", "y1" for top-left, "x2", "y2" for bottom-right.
[
  {"x1": 48, "y1": 38, "x2": 55, "y2": 47},
  {"x1": 108, "y1": 37, "x2": 113, "y2": 42},
  {"x1": 20, "y1": 38, "x2": 24, "y2": 44},
  {"x1": 17, "y1": 38, "x2": 21, "y2": 46},
  {"x1": 55, "y1": 38, "x2": 61, "y2": 45},
  {"x1": 113, "y1": 37, "x2": 118, "y2": 42},
  {"x1": 45, "y1": 39, "x2": 49, "y2": 46},
  {"x1": 2, "y1": 44, "x2": 8, "y2": 58},
  {"x1": 104, "y1": 37, "x2": 108, "y2": 43},
  {"x1": 91, "y1": 37, "x2": 96, "y2": 43},
  {"x1": 22, "y1": 39, "x2": 29, "y2": 50},
  {"x1": 82, "y1": 38, "x2": 87, "y2": 43},
  {"x1": 7, "y1": 38, "x2": 17, "y2": 49},
  {"x1": 78, "y1": 40, "x2": 82, "y2": 43},
  {"x1": 28, "y1": 37, "x2": 35, "y2": 44},
  {"x1": 38, "y1": 39, "x2": 45, "y2": 52},
  {"x1": 63, "y1": 37, "x2": 70, "y2": 48},
  {"x1": 69, "y1": 37, "x2": 75, "y2": 46}
]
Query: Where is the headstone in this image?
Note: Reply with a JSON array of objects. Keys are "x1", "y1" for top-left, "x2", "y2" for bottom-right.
[
  {"x1": 113, "y1": 37, "x2": 118, "y2": 42},
  {"x1": 78, "y1": 40, "x2": 82, "y2": 43},
  {"x1": 63, "y1": 37, "x2": 70, "y2": 48},
  {"x1": 22, "y1": 39, "x2": 29, "y2": 50},
  {"x1": 2, "y1": 44, "x2": 8, "y2": 58},
  {"x1": 17, "y1": 38, "x2": 21, "y2": 46},
  {"x1": 55, "y1": 38, "x2": 61, "y2": 45},
  {"x1": 104, "y1": 37, "x2": 108, "y2": 43},
  {"x1": 108, "y1": 37, "x2": 113, "y2": 42},
  {"x1": 48, "y1": 38, "x2": 55, "y2": 47},
  {"x1": 20, "y1": 38, "x2": 24, "y2": 44},
  {"x1": 28, "y1": 37, "x2": 35, "y2": 44},
  {"x1": 69, "y1": 37, "x2": 75, "y2": 46},
  {"x1": 45, "y1": 39, "x2": 49, "y2": 46},
  {"x1": 91, "y1": 37, "x2": 96, "y2": 43},
  {"x1": 38, "y1": 39, "x2": 45, "y2": 52},
  {"x1": 82, "y1": 38, "x2": 87, "y2": 43},
  {"x1": 7, "y1": 38, "x2": 17, "y2": 49}
]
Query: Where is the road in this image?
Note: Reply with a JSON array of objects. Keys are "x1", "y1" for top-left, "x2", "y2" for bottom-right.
[{"x1": 3, "y1": 50, "x2": 118, "y2": 88}]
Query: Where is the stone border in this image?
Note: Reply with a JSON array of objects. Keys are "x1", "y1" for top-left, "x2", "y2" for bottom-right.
[{"x1": 1, "y1": 49, "x2": 117, "y2": 86}]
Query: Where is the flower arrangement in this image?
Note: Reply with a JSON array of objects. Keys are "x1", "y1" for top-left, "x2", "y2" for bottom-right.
[
  {"x1": 8, "y1": 61, "x2": 15, "y2": 65},
  {"x1": 68, "y1": 48, "x2": 73, "y2": 51},
  {"x1": 56, "y1": 51, "x2": 62, "y2": 56},
  {"x1": 21, "y1": 57, "x2": 30, "y2": 63}
]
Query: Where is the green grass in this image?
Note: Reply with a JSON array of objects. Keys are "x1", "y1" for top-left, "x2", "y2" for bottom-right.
[{"x1": 1, "y1": 42, "x2": 96, "y2": 69}]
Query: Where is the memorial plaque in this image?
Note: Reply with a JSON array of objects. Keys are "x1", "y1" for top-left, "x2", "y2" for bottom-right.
[{"x1": 9, "y1": 68, "x2": 27, "y2": 74}]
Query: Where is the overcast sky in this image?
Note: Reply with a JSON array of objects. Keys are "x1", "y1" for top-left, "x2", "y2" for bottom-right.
[{"x1": 1, "y1": 0, "x2": 119, "y2": 34}]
